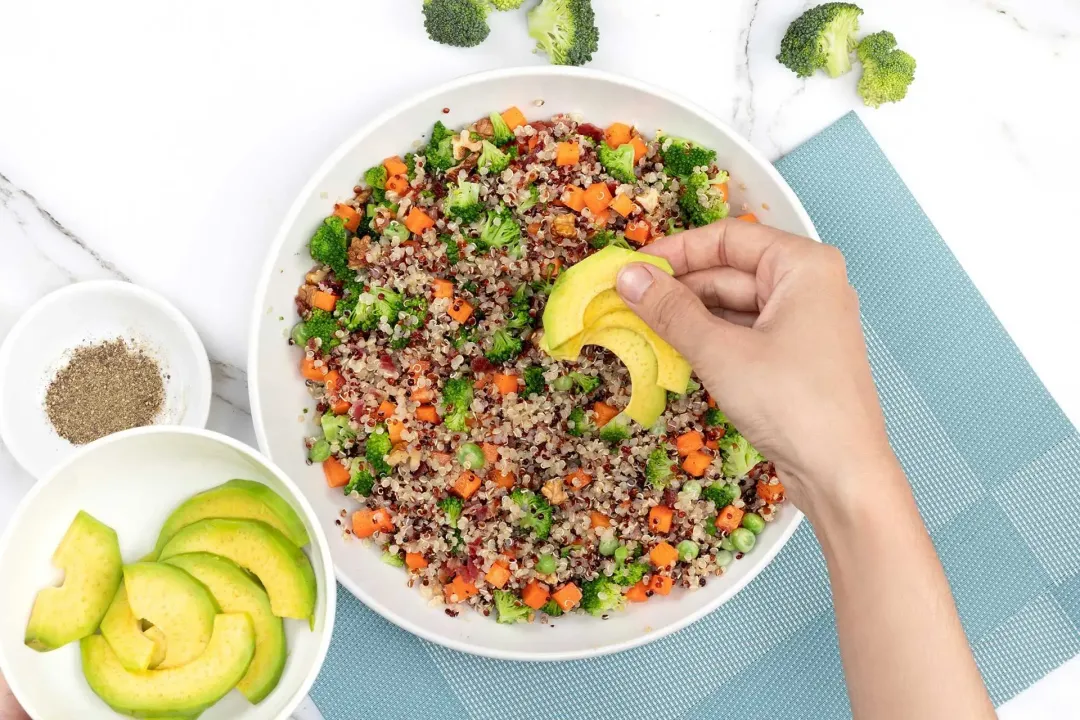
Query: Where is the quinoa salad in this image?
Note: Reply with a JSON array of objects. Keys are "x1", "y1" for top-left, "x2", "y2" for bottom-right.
[{"x1": 290, "y1": 106, "x2": 785, "y2": 623}]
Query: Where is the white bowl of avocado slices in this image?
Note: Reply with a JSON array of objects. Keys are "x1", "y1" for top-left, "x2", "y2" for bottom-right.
[{"x1": 0, "y1": 426, "x2": 336, "y2": 719}]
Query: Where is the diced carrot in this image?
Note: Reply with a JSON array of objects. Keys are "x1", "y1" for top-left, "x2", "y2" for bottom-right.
[
  {"x1": 352, "y1": 508, "x2": 394, "y2": 538},
  {"x1": 675, "y1": 431, "x2": 704, "y2": 457},
  {"x1": 563, "y1": 186, "x2": 587, "y2": 212},
  {"x1": 493, "y1": 373, "x2": 519, "y2": 396},
  {"x1": 384, "y1": 155, "x2": 408, "y2": 176},
  {"x1": 373, "y1": 508, "x2": 394, "y2": 532},
  {"x1": 300, "y1": 356, "x2": 329, "y2": 382},
  {"x1": 737, "y1": 213, "x2": 760, "y2": 223},
  {"x1": 452, "y1": 470, "x2": 482, "y2": 499},
  {"x1": 502, "y1": 106, "x2": 527, "y2": 130},
  {"x1": 527, "y1": 221, "x2": 542, "y2": 236},
  {"x1": 707, "y1": 394, "x2": 717, "y2": 409},
  {"x1": 416, "y1": 404, "x2": 440, "y2": 423},
  {"x1": 682, "y1": 450, "x2": 713, "y2": 477},
  {"x1": 756, "y1": 479, "x2": 786, "y2": 504},
  {"x1": 485, "y1": 561, "x2": 511, "y2": 589},
  {"x1": 387, "y1": 418, "x2": 404, "y2": 444},
  {"x1": 430, "y1": 451, "x2": 454, "y2": 466},
  {"x1": 713, "y1": 182, "x2": 729, "y2": 203},
  {"x1": 385, "y1": 174, "x2": 409, "y2": 195},
  {"x1": 331, "y1": 399, "x2": 351, "y2": 415},
  {"x1": 584, "y1": 183, "x2": 614, "y2": 214},
  {"x1": 481, "y1": 443, "x2": 500, "y2": 465},
  {"x1": 409, "y1": 360, "x2": 431, "y2": 377},
  {"x1": 433, "y1": 278, "x2": 454, "y2": 299},
  {"x1": 604, "y1": 122, "x2": 632, "y2": 148},
  {"x1": 528, "y1": 134, "x2": 540, "y2": 152},
  {"x1": 715, "y1": 505, "x2": 745, "y2": 534},
  {"x1": 490, "y1": 468, "x2": 516, "y2": 489},
  {"x1": 593, "y1": 208, "x2": 611, "y2": 227},
  {"x1": 405, "y1": 207, "x2": 435, "y2": 235},
  {"x1": 324, "y1": 369, "x2": 344, "y2": 395},
  {"x1": 376, "y1": 400, "x2": 397, "y2": 420},
  {"x1": 323, "y1": 457, "x2": 351, "y2": 488},
  {"x1": 648, "y1": 574, "x2": 674, "y2": 595},
  {"x1": 626, "y1": 581, "x2": 650, "y2": 603},
  {"x1": 405, "y1": 552, "x2": 429, "y2": 571},
  {"x1": 521, "y1": 581, "x2": 550, "y2": 610},
  {"x1": 445, "y1": 575, "x2": 479, "y2": 603},
  {"x1": 410, "y1": 386, "x2": 435, "y2": 403},
  {"x1": 648, "y1": 505, "x2": 674, "y2": 534},
  {"x1": 541, "y1": 258, "x2": 563, "y2": 280},
  {"x1": 556, "y1": 142, "x2": 580, "y2": 167},
  {"x1": 333, "y1": 203, "x2": 361, "y2": 232},
  {"x1": 552, "y1": 583, "x2": 582, "y2": 612},
  {"x1": 629, "y1": 136, "x2": 648, "y2": 163},
  {"x1": 625, "y1": 220, "x2": 651, "y2": 244},
  {"x1": 590, "y1": 511, "x2": 611, "y2": 529},
  {"x1": 593, "y1": 401, "x2": 619, "y2": 428},
  {"x1": 566, "y1": 469, "x2": 593, "y2": 491},
  {"x1": 650, "y1": 541, "x2": 679, "y2": 568},
  {"x1": 447, "y1": 298, "x2": 474, "y2": 323},
  {"x1": 609, "y1": 193, "x2": 635, "y2": 218},
  {"x1": 705, "y1": 438, "x2": 719, "y2": 451}
]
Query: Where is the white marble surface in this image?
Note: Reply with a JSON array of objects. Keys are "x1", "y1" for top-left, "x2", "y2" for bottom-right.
[{"x1": 1, "y1": 0, "x2": 1079, "y2": 717}]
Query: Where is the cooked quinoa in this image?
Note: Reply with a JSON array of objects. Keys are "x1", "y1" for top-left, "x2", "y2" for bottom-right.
[{"x1": 291, "y1": 107, "x2": 786, "y2": 622}]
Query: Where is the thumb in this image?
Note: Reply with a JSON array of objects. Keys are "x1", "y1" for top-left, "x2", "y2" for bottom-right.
[{"x1": 616, "y1": 263, "x2": 746, "y2": 368}]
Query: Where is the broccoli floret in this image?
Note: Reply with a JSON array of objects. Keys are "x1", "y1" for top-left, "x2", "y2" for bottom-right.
[
  {"x1": 679, "y1": 171, "x2": 730, "y2": 227},
  {"x1": 718, "y1": 432, "x2": 765, "y2": 478},
  {"x1": 777, "y1": 2, "x2": 863, "y2": 78},
  {"x1": 589, "y1": 229, "x2": 632, "y2": 250},
  {"x1": 490, "y1": 0, "x2": 526, "y2": 9},
  {"x1": 293, "y1": 308, "x2": 340, "y2": 351},
  {"x1": 610, "y1": 561, "x2": 649, "y2": 587},
  {"x1": 426, "y1": 121, "x2": 456, "y2": 172},
  {"x1": 489, "y1": 111, "x2": 515, "y2": 146},
  {"x1": 382, "y1": 551, "x2": 405, "y2": 567},
  {"x1": 658, "y1": 136, "x2": 718, "y2": 178},
  {"x1": 493, "y1": 589, "x2": 531, "y2": 624},
  {"x1": 510, "y1": 489, "x2": 554, "y2": 540},
  {"x1": 856, "y1": 31, "x2": 916, "y2": 108},
  {"x1": 580, "y1": 576, "x2": 625, "y2": 616},
  {"x1": 506, "y1": 285, "x2": 534, "y2": 331},
  {"x1": 516, "y1": 184, "x2": 539, "y2": 212},
  {"x1": 597, "y1": 142, "x2": 636, "y2": 183},
  {"x1": 523, "y1": 366, "x2": 547, "y2": 397},
  {"x1": 308, "y1": 216, "x2": 350, "y2": 276},
  {"x1": 344, "y1": 463, "x2": 375, "y2": 497},
  {"x1": 365, "y1": 429, "x2": 393, "y2": 476},
  {"x1": 598, "y1": 414, "x2": 631, "y2": 445},
  {"x1": 478, "y1": 140, "x2": 511, "y2": 174},
  {"x1": 347, "y1": 286, "x2": 403, "y2": 332},
  {"x1": 441, "y1": 377, "x2": 474, "y2": 432},
  {"x1": 422, "y1": 0, "x2": 491, "y2": 48},
  {"x1": 566, "y1": 372, "x2": 600, "y2": 394},
  {"x1": 704, "y1": 407, "x2": 728, "y2": 427},
  {"x1": 539, "y1": 599, "x2": 564, "y2": 617},
  {"x1": 320, "y1": 413, "x2": 355, "y2": 444},
  {"x1": 485, "y1": 328, "x2": 523, "y2": 365},
  {"x1": 450, "y1": 323, "x2": 480, "y2": 351},
  {"x1": 445, "y1": 181, "x2": 484, "y2": 223},
  {"x1": 435, "y1": 235, "x2": 459, "y2": 265},
  {"x1": 567, "y1": 406, "x2": 594, "y2": 437},
  {"x1": 438, "y1": 495, "x2": 464, "y2": 528},
  {"x1": 391, "y1": 296, "x2": 428, "y2": 350},
  {"x1": 364, "y1": 166, "x2": 388, "y2": 203},
  {"x1": 703, "y1": 481, "x2": 739, "y2": 509},
  {"x1": 404, "y1": 153, "x2": 417, "y2": 180},
  {"x1": 477, "y1": 208, "x2": 522, "y2": 251},
  {"x1": 527, "y1": 0, "x2": 599, "y2": 67},
  {"x1": 645, "y1": 447, "x2": 675, "y2": 489}
]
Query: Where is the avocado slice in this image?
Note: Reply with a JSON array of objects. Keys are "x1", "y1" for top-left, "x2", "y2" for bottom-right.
[
  {"x1": 123, "y1": 563, "x2": 219, "y2": 669},
  {"x1": 579, "y1": 326, "x2": 667, "y2": 427},
  {"x1": 157, "y1": 519, "x2": 317, "y2": 622},
  {"x1": 99, "y1": 583, "x2": 168, "y2": 672},
  {"x1": 24, "y1": 511, "x2": 123, "y2": 651},
  {"x1": 151, "y1": 479, "x2": 310, "y2": 557},
  {"x1": 163, "y1": 553, "x2": 286, "y2": 704},
  {"x1": 81, "y1": 613, "x2": 255, "y2": 717},
  {"x1": 541, "y1": 246, "x2": 673, "y2": 350}
]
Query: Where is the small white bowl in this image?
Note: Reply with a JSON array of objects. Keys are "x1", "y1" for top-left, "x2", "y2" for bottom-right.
[
  {"x1": 0, "y1": 281, "x2": 212, "y2": 478},
  {"x1": 0, "y1": 426, "x2": 337, "y2": 720}
]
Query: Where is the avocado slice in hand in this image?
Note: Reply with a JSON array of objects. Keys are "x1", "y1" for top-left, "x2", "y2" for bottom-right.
[
  {"x1": 579, "y1": 326, "x2": 667, "y2": 427},
  {"x1": 164, "y1": 553, "x2": 287, "y2": 704},
  {"x1": 158, "y1": 519, "x2": 317, "y2": 622},
  {"x1": 123, "y1": 562, "x2": 219, "y2": 669},
  {"x1": 99, "y1": 582, "x2": 168, "y2": 671},
  {"x1": 81, "y1": 613, "x2": 255, "y2": 717},
  {"x1": 24, "y1": 511, "x2": 123, "y2": 651}
]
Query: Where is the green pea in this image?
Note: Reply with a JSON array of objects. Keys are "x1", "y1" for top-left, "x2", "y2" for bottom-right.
[
  {"x1": 719, "y1": 535, "x2": 735, "y2": 551},
  {"x1": 291, "y1": 322, "x2": 310, "y2": 346},
  {"x1": 599, "y1": 536, "x2": 619, "y2": 556},
  {"x1": 680, "y1": 480, "x2": 702, "y2": 501},
  {"x1": 456, "y1": 442, "x2": 486, "y2": 470},
  {"x1": 715, "y1": 550, "x2": 734, "y2": 567},
  {"x1": 536, "y1": 553, "x2": 557, "y2": 574},
  {"x1": 613, "y1": 545, "x2": 629, "y2": 564},
  {"x1": 553, "y1": 375, "x2": 574, "y2": 392},
  {"x1": 677, "y1": 540, "x2": 700, "y2": 562},
  {"x1": 309, "y1": 439, "x2": 331, "y2": 463},
  {"x1": 730, "y1": 528, "x2": 756, "y2": 552},
  {"x1": 741, "y1": 512, "x2": 765, "y2": 535}
]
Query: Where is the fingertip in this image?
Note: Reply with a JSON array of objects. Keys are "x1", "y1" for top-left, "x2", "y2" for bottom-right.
[{"x1": 616, "y1": 263, "x2": 656, "y2": 304}]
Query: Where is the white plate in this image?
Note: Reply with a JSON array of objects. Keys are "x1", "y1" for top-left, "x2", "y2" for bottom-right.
[
  {"x1": 0, "y1": 280, "x2": 212, "y2": 478},
  {"x1": 0, "y1": 426, "x2": 336, "y2": 720},
  {"x1": 248, "y1": 67, "x2": 816, "y2": 661}
]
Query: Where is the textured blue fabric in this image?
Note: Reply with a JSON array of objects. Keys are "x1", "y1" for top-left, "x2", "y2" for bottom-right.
[{"x1": 309, "y1": 112, "x2": 1080, "y2": 719}]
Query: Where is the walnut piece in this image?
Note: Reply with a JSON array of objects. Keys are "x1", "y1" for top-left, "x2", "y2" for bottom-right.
[
  {"x1": 541, "y1": 478, "x2": 568, "y2": 506},
  {"x1": 348, "y1": 235, "x2": 371, "y2": 270},
  {"x1": 551, "y1": 214, "x2": 577, "y2": 238},
  {"x1": 475, "y1": 117, "x2": 494, "y2": 139},
  {"x1": 297, "y1": 284, "x2": 316, "y2": 309}
]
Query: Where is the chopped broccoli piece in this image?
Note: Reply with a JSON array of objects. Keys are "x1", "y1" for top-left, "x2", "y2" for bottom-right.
[
  {"x1": 506, "y1": 285, "x2": 534, "y2": 332},
  {"x1": 441, "y1": 377, "x2": 474, "y2": 432},
  {"x1": 703, "y1": 481, "x2": 740, "y2": 509},
  {"x1": 477, "y1": 208, "x2": 522, "y2": 251},
  {"x1": 589, "y1": 229, "x2": 632, "y2": 250},
  {"x1": 718, "y1": 432, "x2": 765, "y2": 478},
  {"x1": 516, "y1": 184, "x2": 540, "y2": 212},
  {"x1": 308, "y1": 216, "x2": 350, "y2": 277},
  {"x1": 346, "y1": 286, "x2": 403, "y2": 332},
  {"x1": 438, "y1": 495, "x2": 464, "y2": 528},
  {"x1": 364, "y1": 166, "x2": 388, "y2": 202},
  {"x1": 610, "y1": 561, "x2": 650, "y2": 587},
  {"x1": 598, "y1": 142, "x2": 636, "y2": 183},
  {"x1": 365, "y1": 429, "x2": 393, "y2": 476},
  {"x1": 658, "y1": 136, "x2": 718, "y2": 178},
  {"x1": 528, "y1": 0, "x2": 599, "y2": 67},
  {"x1": 381, "y1": 551, "x2": 405, "y2": 568},
  {"x1": 438, "y1": 234, "x2": 461, "y2": 265},
  {"x1": 320, "y1": 413, "x2": 355, "y2": 444},
  {"x1": 490, "y1": 0, "x2": 526, "y2": 9},
  {"x1": 292, "y1": 308, "x2": 340, "y2": 351},
  {"x1": 704, "y1": 407, "x2": 728, "y2": 427},
  {"x1": 489, "y1": 111, "x2": 515, "y2": 145},
  {"x1": 510, "y1": 489, "x2": 554, "y2": 540},
  {"x1": 523, "y1": 366, "x2": 547, "y2": 397},
  {"x1": 485, "y1": 328, "x2": 523, "y2": 365},
  {"x1": 539, "y1": 599, "x2": 564, "y2": 617},
  {"x1": 391, "y1": 296, "x2": 428, "y2": 350},
  {"x1": 404, "y1": 153, "x2": 417, "y2": 180},
  {"x1": 557, "y1": 372, "x2": 599, "y2": 394},
  {"x1": 580, "y1": 576, "x2": 625, "y2": 616},
  {"x1": 777, "y1": 2, "x2": 863, "y2": 78},
  {"x1": 598, "y1": 414, "x2": 631, "y2": 444},
  {"x1": 493, "y1": 589, "x2": 531, "y2": 624},
  {"x1": 422, "y1": 0, "x2": 491, "y2": 48},
  {"x1": 478, "y1": 140, "x2": 511, "y2": 174},
  {"x1": 856, "y1": 31, "x2": 916, "y2": 108},
  {"x1": 645, "y1": 447, "x2": 675, "y2": 489},
  {"x1": 445, "y1": 181, "x2": 484, "y2": 223},
  {"x1": 426, "y1": 121, "x2": 456, "y2": 172},
  {"x1": 344, "y1": 463, "x2": 375, "y2": 497},
  {"x1": 567, "y1": 406, "x2": 594, "y2": 437},
  {"x1": 450, "y1": 323, "x2": 480, "y2": 351},
  {"x1": 679, "y1": 171, "x2": 730, "y2": 227}
]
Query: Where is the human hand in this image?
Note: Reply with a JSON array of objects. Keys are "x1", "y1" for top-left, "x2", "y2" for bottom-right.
[
  {"x1": 615, "y1": 219, "x2": 897, "y2": 515},
  {"x1": 0, "y1": 671, "x2": 29, "y2": 720}
]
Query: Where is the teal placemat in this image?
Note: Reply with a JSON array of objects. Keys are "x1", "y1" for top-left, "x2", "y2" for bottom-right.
[{"x1": 310, "y1": 112, "x2": 1080, "y2": 718}]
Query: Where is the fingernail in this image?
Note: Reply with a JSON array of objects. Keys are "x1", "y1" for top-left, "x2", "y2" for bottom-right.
[{"x1": 617, "y1": 265, "x2": 654, "y2": 303}]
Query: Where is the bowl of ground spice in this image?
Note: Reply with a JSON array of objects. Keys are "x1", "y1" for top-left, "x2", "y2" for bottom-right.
[{"x1": 0, "y1": 281, "x2": 212, "y2": 477}]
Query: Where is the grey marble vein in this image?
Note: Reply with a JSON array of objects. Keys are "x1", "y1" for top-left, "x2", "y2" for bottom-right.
[{"x1": 732, "y1": 0, "x2": 763, "y2": 145}]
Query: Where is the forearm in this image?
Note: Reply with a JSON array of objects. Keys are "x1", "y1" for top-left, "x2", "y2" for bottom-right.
[{"x1": 801, "y1": 457, "x2": 995, "y2": 720}]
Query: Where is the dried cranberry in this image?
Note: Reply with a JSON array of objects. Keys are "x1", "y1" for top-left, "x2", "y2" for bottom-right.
[
  {"x1": 471, "y1": 356, "x2": 495, "y2": 374},
  {"x1": 577, "y1": 123, "x2": 604, "y2": 143}
]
